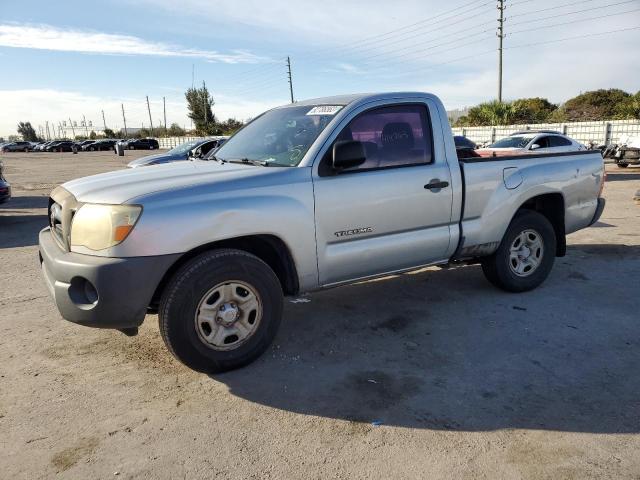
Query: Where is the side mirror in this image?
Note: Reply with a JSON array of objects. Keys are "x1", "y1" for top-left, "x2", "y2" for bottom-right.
[
  {"x1": 530, "y1": 143, "x2": 541, "y2": 150},
  {"x1": 333, "y1": 140, "x2": 366, "y2": 170}
]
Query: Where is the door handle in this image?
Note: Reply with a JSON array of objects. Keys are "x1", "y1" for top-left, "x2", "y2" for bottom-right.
[{"x1": 424, "y1": 180, "x2": 449, "y2": 191}]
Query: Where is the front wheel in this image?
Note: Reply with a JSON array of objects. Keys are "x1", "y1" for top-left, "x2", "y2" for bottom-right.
[
  {"x1": 481, "y1": 210, "x2": 556, "y2": 292},
  {"x1": 617, "y1": 162, "x2": 629, "y2": 168},
  {"x1": 159, "y1": 249, "x2": 283, "y2": 373}
]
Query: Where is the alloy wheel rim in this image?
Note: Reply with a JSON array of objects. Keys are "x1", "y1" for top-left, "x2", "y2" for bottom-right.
[
  {"x1": 509, "y1": 229, "x2": 544, "y2": 277},
  {"x1": 194, "y1": 281, "x2": 262, "y2": 351}
]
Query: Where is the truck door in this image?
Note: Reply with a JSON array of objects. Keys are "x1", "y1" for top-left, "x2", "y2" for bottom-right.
[{"x1": 312, "y1": 102, "x2": 455, "y2": 286}]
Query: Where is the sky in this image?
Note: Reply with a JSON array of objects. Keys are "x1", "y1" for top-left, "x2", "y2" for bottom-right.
[{"x1": 1, "y1": 0, "x2": 639, "y2": 137}]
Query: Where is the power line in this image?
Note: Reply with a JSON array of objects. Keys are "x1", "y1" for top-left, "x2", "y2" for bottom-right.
[
  {"x1": 508, "y1": 0, "x2": 604, "y2": 18},
  {"x1": 504, "y1": 25, "x2": 640, "y2": 50},
  {"x1": 508, "y1": 0, "x2": 638, "y2": 27},
  {"x1": 298, "y1": 0, "x2": 493, "y2": 64},
  {"x1": 509, "y1": 7, "x2": 640, "y2": 35}
]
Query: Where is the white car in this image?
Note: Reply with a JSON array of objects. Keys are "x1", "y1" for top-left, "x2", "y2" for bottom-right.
[{"x1": 479, "y1": 130, "x2": 585, "y2": 155}]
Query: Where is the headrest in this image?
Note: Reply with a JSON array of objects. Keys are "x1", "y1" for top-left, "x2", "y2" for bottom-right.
[{"x1": 381, "y1": 122, "x2": 414, "y2": 149}]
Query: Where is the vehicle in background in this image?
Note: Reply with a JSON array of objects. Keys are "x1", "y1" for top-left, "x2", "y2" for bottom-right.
[
  {"x1": 613, "y1": 136, "x2": 640, "y2": 168},
  {"x1": 39, "y1": 92, "x2": 606, "y2": 374},
  {"x1": 0, "y1": 162, "x2": 11, "y2": 204},
  {"x1": 118, "y1": 138, "x2": 159, "y2": 150},
  {"x1": 2, "y1": 141, "x2": 33, "y2": 152},
  {"x1": 127, "y1": 137, "x2": 228, "y2": 168},
  {"x1": 82, "y1": 140, "x2": 116, "y2": 151},
  {"x1": 478, "y1": 130, "x2": 584, "y2": 156},
  {"x1": 35, "y1": 141, "x2": 54, "y2": 151},
  {"x1": 45, "y1": 141, "x2": 75, "y2": 152},
  {"x1": 453, "y1": 135, "x2": 479, "y2": 159},
  {"x1": 30, "y1": 142, "x2": 45, "y2": 151},
  {"x1": 74, "y1": 140, "x2": 96, "y2": 150}
]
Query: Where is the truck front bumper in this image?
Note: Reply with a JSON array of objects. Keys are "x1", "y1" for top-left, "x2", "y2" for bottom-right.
[{"x1": 39, "y1": 228, "x2": 180, "y2": 329}]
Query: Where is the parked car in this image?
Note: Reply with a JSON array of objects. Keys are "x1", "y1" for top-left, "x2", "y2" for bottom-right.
[
  {"x1": 83, "y1": 140, "x2": 116, "y2": 151},
  {"x1": 478, "y1": 130, "x2": 584, "y2": 156},
  {"x1": 613, "y1": 135, "x2": 640, "y2": 168},
  {"x1": 453, "y1": 135, "x2": 479, "y2": 159},
  {"x1": 74, "y1": 140, "x2": 96, "y2": 150},
  {"x1": 34, "y1": 141, "x2": 54, "y2": 152},
  {"x1": 127, "y1": 137, "x2": 228, "y2": 168},
  {"x1": 39, "y1": 92, "x2": 605, "y2": 374},
  {"x1": 2, "y1": 141, "x2": 32, "y2": 152},
  {"x1": 0, "y1": 162, "x2": 10, "y2": 204},
  {"x1": 119, "y1": 138, "x2": 159, "y2": 150},
  {"x1": 45, "y1": 141, "x2": 75, "y2": 152}
]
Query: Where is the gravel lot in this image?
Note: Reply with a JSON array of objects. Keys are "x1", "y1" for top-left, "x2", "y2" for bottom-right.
[{"x1": 1, "y1": 151, "x2": 639, "y2": 479}]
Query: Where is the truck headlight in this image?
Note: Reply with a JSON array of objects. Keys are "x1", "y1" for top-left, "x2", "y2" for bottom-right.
[{"x1": 70, "y1": 204, "x2": 142, "y2": 251}]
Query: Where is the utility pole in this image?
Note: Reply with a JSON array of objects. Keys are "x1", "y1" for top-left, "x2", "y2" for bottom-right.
[
  {"x1": 286, "y1": 56, "x2": 294, "y2": 104},
  {"x1": 82, "y1": 114, "x2": 88, "y2": 136},
  {"x1": 146, "y1": 96, "x2": 154, "y2": 136},
  {"x1": 163, "y1": 96, "x2": 167, "y2": 132},
  {"x1": 497, "y1": 0, "x2": 505, "y2": 103},
  {"x1": 121, "y1": 103, "x2": 128, "y2": 138},
  {"x1": 69, "y1": 117, "x2": 75, "y2": 138},
  {"x1": 45, "y1": 121, "x2": 50, "y2": 140},
  {"x1": 101, "y1": 109, "x2": 107, "y2": 132},
  {"x1": 202, "y1": 80, "x2": 208, "y2": 130}
]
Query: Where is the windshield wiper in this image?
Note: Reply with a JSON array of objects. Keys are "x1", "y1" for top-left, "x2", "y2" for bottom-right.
[
  {"x1": 226, "y1": 158, "x2": 289, "y2": 167},
  {"x1": 205, "y1": 154, "x2": 226, "y2": 164}
]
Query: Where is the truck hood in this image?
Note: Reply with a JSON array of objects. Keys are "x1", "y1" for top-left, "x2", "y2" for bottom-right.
[
  {"x1": 127, "y1": 151, "x2": 186, "y2": 168},
  {"x1": 62, "y1": 160, "x2": 276, "y2": 204}
]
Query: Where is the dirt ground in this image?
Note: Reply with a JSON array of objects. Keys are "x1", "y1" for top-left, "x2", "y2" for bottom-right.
[{"x1": 1, "y1": 150, "x2": 639, "y2": 479}]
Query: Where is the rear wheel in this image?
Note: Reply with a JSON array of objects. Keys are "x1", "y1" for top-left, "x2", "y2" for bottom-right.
[
  {"x1": 617, "y1": 162, "x2": 629, "y2": 168},
  {"x1": 481, "y1": 210, "x2": 556, "y2": 292},
  {"x1": 159, "y1": 249, "x2": 283, "y2": 373}
]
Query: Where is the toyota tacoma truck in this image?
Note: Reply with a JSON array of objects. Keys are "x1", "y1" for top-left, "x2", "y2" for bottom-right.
[{"x1": 39, "y1": 92, "x2": 606, "y2": 373}]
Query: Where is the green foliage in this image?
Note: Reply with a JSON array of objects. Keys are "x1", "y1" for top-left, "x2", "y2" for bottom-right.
[
  {"x1": 167, "y1": 123, "x2": 186, "y2": 136},
  {"x1": 511, "y1": 98, "x2": 558, "y2": 124},
  {"x1": 218, "y1": 118, "x2": 244, "y2": 135},
  {"x1": 89, "y1": 130, "x2": 97, "y2": 140},
  {"x1": 103, "y1": 128, "x2": 116, "y2": 138},
  {"x1": 186, "y1": 85, "x2": 216, "y2": 134},
  {"x1": 562, "y1": 89, "x2": 631, "y2": 121},
  {"x1": 17, "y1": 121, "x2": 38, "y2": 141},
  {"x1": 614, "y1": 91, "x2": 640, "y2": 119},
  {"x1": 455, "y1": 100, "x2": 523, "y2": 126}
]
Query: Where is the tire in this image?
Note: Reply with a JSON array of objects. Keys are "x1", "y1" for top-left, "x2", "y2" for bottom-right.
[
  {"x1": 617, "y1": 162, "x2": 629, "y2": 168},
  {"x1": 24, "y1": 148, "x2": 28, "y2": 152},
  {"x1": 90, "y1": 146, "x2": 95, "y2": 151},
  {"x1": 149, "y1": 145, "x2": 155, "y2": 150},
  {"x1": 481, "y1": 210, "x2": 556, "y2": 293},
  {"x1": 159, "y1": 249, "x2": 283, "y2": 373},
  {"x1": 129, "y1": 145, "x2": 134, "y2": 150}
]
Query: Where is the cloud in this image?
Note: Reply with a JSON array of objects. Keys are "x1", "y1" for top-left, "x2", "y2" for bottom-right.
[
  {"x1": 0, "y1": 89, "x2": 283, "y2": 137},
  {"x1": 0, "y1": 23, "x2": 266, "y2": 63}
]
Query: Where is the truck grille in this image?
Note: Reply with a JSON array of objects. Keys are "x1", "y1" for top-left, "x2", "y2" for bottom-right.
[{"x1": 48, "y1": 187, "x2": 78, "y2": 251}]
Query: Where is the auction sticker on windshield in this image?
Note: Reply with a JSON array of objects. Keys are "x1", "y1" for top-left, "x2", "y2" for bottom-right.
[{"x1": 307, "y1": 106, "x2": 342, "y2": 116}]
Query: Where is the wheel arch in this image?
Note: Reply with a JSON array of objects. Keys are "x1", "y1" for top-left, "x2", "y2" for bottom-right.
[
  {"x1": 516, "y1": 192, "x2": 566, "y2": 256},
  {"x1": 149, "y1": 234, "x2": 300, "y2": 309}
]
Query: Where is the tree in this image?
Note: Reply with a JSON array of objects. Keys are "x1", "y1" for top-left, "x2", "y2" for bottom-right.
[
  {"x1": 562, "y1": 89, "x2": 631, "y2": 121},
  {"x1": 185, "y1": 85, "x2": 216, "y2": 134},
  {"x1": 103, "y1": 128, "x2": 116, "y2": 138},
  {"x1": 614, "y1": 91, "x2": 640, "y2": 119},
  {"x1": 456, "y1": 101, "x2": 523, "y2": 126},
  {"x1": 167, "y1": 123, "x2": 186, "y2": 136},
  {"x1": 89, "y1": 130, "x2": 97, "y2": 140},
  {"x1": 218, "y1": 118, "x2": 244, "y2": 135},
  {"x1": 511, "y1": 98, "x2": 558, "y2": 124},
  {"x1": 17, "y1": 121, "x2": 38, "y2": 141}
]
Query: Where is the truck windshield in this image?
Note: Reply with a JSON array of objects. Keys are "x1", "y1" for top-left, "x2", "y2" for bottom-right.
[
  {"x1": 214, "y1": 105, "x2": 341, "y2": 166},
  {"x1": 489, "y1": 136, "x2": 533, "y2": 149}
]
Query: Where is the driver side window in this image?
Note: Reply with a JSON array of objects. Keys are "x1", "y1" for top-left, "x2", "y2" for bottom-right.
[
  {"x1": 321, "y1": 104, "x2": 433, "y2": 175},
  {"x1": 533, "y1": 136, "x2": 550, "y2": 149}
]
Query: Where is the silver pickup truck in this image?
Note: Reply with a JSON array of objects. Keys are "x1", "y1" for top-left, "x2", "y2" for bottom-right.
[{"x1": 39, "y1": 92, "x2": 606, "y2": 373}]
